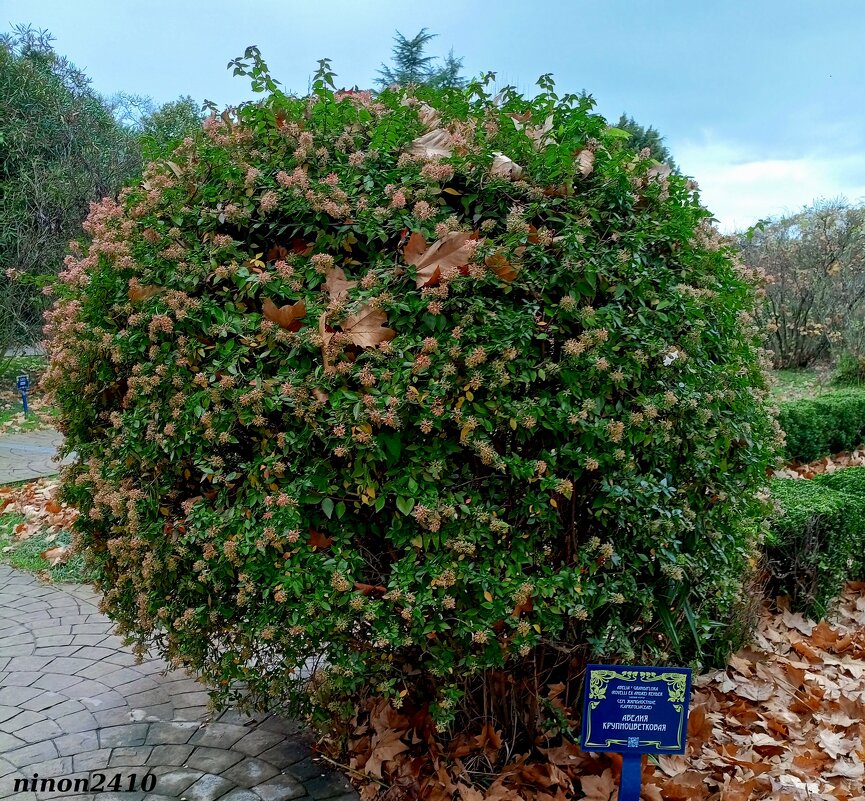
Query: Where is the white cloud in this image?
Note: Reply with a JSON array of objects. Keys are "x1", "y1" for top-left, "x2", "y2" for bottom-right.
[{"x1": 674, "y1": 135, "x2": 865, "y2": 233}]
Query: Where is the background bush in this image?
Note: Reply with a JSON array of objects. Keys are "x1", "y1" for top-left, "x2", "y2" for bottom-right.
[
  {"x1": 46, "y1": 53, "x2": 777, "y2": 744},
  {"x1": 777, "y1": 389, "x2": 865, "y2": 462},
  {"x1": 767, "y1": 475, "x2": 865, "y2": 618},
  {"x1": 739, "y1": 200, "x2": 865, "y2": 369}
]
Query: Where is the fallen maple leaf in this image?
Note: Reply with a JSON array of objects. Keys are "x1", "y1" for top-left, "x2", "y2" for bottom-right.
[
  {"x1": 485, "y1": 251, "x2": 518, "y2": 283},
  {"x1": 576, "y1": 148, "x2": 595, "y2": 177},
  {"x1": 407, "y1": 128, "x2": 453, "y2": 159},
  {"x1": 363, "y1": 728, "x2": 409, "y2": 778},
  {"x1": 404, "y1": 231, "x2": 478, "y2": 288},
  {"x1": 491, "y1": 153, "x2": 523, "y2": 180},
  {"x1": 323, "y1": 267, "x2": 357, "y2": 302},
  {"x1": 340, "y1": 304, "x2": 396, "y2": 348},
  {"x1": 41, "y1": 545, "x2": 71, "y2": 566},
  {"x1": 262, "y1": 298, "x2": 306, "y2": 330},
  {"x1": 579, "y1": 769, "x2": 616, "y2": 801},
  {"x1": 308, "y1": 528, "x2": 333, "y2": 549},
  {"x1": 128, "y1": 283, "x2": 162, "y2": 303}
]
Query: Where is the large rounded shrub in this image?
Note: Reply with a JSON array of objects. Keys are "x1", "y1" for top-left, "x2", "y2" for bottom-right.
[{"x1": 46, "y1": 56, "x2": 777, "y2": 739}]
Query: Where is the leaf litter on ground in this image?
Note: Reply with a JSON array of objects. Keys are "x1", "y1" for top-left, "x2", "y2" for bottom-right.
[
  {"x1": 330, "y1": 583, "x2": 865, "y2": 800},
  {"x1": 0, "y1": 476, "x2": 78, "y2": 565}
]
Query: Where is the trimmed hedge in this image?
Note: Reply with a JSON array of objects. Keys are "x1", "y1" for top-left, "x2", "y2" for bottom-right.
[
  {"x1": 778, "y1": 389, "x2": 865, "y2": 462},
  {"x1": 767, "y1": 474, "x2": 865, "y2": 618}
]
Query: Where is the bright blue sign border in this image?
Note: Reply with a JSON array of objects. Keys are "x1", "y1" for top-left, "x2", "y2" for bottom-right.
[{"x1": 580, "y1": 664, "x2": 691, "y2": 754}]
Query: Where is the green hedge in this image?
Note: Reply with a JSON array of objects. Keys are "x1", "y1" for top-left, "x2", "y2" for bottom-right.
[
  {"x1": 778, "y1": 389, "x2": 865, "y2": 462},
  {"x1": 767, "y1": 474, "x2": 865, "y2": 618}
]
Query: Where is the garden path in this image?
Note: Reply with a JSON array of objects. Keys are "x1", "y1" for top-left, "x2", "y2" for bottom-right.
[
  {"x1": 0, "y1": 567, "x2": 357, "y2": 801},
  {"x1": 0, "y1": 430, "x2": 65, "y2": 486}
]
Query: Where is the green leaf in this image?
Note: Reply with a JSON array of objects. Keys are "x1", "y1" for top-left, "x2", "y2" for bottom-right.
[
  {"x1": 321, "y1": 498, "x2": 335, "y2": 519},
  {"x1": 396, "y1": 496, "x2": 415, "y2": 516}
]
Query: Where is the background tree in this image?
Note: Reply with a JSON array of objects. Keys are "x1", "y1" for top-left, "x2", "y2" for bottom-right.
[
  {"x1": 137, "y1": 95, "x2": 203, "y2": 160},
  {"x1": 0, "y1": 25, "x2": 140, "y2": 353},
  {"x1": 376, "y1": 28, "x2": 465, "y2": 89},
  {"x1": 739, "y1": 199, "x2": 865, "y2": 368},
  {"x1": 615, "y1": 113, "x2": 677, "y2": 170}
]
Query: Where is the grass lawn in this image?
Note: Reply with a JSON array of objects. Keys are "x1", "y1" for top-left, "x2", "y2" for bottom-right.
[
  {"x1": 0, "y1": 511, "x2": 93, "y2": 583},
  {"x1": 770, "y1": 367, "x2": 835, "y2": 403}
]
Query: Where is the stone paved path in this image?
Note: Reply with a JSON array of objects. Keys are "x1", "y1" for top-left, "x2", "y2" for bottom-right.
[
  {"x1": 0, "y1": 430, "x2": 66, "y2": 485},
  {"x1": 0, "y1": 566, "x2": 357, "y2": 801}
]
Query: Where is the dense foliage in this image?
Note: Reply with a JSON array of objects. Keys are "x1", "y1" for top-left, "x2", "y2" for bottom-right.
[
  {"x1": 376, "y1": 28, "x2": 465, "y2": 89},
  {"x1": 768, "y1": 473, "x2": 865, "y2": 618},
  {"x1": 46, "y1": 53, "x2": 777, "y2": 743},
  {"x1": 0, "y1": 25, "x2": 141, "y2": 353},
  {"x1": 777, "y1": 388, "x2": 865, "y2": 462}
]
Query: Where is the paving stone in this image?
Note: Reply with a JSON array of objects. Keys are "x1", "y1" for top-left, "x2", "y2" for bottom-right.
[
  {"x1": 31, "y1": 673, "x2": 84, "y2": 692},
  {"x1": 151, "y1": 767, "x2": 204, "y2": 795},
  {"x1": 258, "y1": 741, "x2": 311, "y2": 770},
  {"x1": 145, "y1": 720, "x2": 201, "y2": 745},
  {"x1": 221, "y1": 757, "x2": 280, "y2": 787},
  {"x1": 0, "y1": 685, "x2": 43, "y2": 706},
  {"x1": 1, "y1": 670, "x2": 41, "y2": 687},
  {"x1": 187, "y1": 746, "x2": 245, "y2": 773},
  {"x1": 3, "y1": 656, "x2": 53, "y2": 672},
  {"x1": 305, "y1": 772, "x2": 356, "y2": 800},
  {"x1": 252, "y1": 773, "x2": 308, "y2": 801},
  {"x1": 4, "y1": 740, "x2": 59, "y2": 768},
  {"x1": 20, "y1": 691, "x2": 67, "y2": 713},
  {"x1": 53, "y1": 709, "x2": 98, "y2": 733},
  {"x1": 15, "y1": 718, "x2": 64, "y2": 743},
  {"x1": 190, "y1": 723, "x2": 248, "y2": 749},
  {"x1": 219, "y1": 791, "x2": 261, "y2": 801},
  {"x1": 234, "y1": 729, "x2": 286, "y2": 757},
  {"x1": 54, "y1": 729, "x2": 99, "y2": 756},
  {"x1": 99, "y1": 723, "x2": 150, "y2": 748},
  {"x1": 286, "y1": 758, "x2": 329, "y2": 782},
  {"x1": 72, "y1": 748, "x2": 112, "y2": 772},
  {"x1": 184, "y1": 773, "x2": 236, "y2": 801},
  {"x1": 0, "y1": 731, "x2": 25, "y2": 752},
  {"x1": 148, "y1": 743, "x2": 195, "y2": 766},
  {"x1": 108, "y1": 745, "x2": 154, "y2": 767}
]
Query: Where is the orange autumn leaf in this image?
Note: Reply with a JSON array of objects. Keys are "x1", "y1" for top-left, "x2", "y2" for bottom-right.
[
  {"x1": 262, "y1": 298, "x2": 306, "y2": 330},
  {"x1": 404, "y1": 231, "x2": 479, "y2": 288},
  {"x1": 485, "y1": 250, "x2": 518, "y2": 282},
  {"x1": 308, "y1": 528, "x2": 333, "y2": 549},
  {"x1": 128, "y1": 283, "x2": 162, "y2": 303},
  {"x1": 266, "y1": 244, "x2": 289, "y2": 262},
  {"x1": 41, "y1": 544, "x2": 72, "y2": 566},
  {"x1": 354, "y1": 582, "x2": 387, "y2": 596}
]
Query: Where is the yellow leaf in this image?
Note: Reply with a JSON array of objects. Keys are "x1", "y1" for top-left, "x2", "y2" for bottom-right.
[
  {"x1": 442, "y1": 187, "x2": 462, "y2": 195},
  {"x1": 484, "y1": 591, "x2": 493, "y2": 602},
  {"x1": 465, "y1": 391, "x2": 474, "y2": 401},
  {"x1": 550, "y1": 497, "x2": 558, "y2": 508},
  {"x1": 533, "y1": 624, "x2": 541, "y2": 633},
  {"x1": 366, "y1": 485, "x2": 376, "y2": 499},
  {"x1": 455, "y1": 396, "x2": 465, "y2": 410},
  {"x1": 410, "y1": 535, "x2": 423, "y2": 548},
  {"x1": 509, "y1": 418, "x2": 517, "y2": 430}
]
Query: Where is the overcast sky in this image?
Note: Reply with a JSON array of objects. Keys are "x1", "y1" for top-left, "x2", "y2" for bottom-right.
[{"x1": 6, "y1": 0, "x2": 864, "y2": 231}]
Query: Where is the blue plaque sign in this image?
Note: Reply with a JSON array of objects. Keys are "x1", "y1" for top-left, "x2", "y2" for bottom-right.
[
  {"x1": 16, "y1": 374, "x2": 30, "y2": 416},
  {"x1": 580, "y1": 664, "x2": 692, "y2": 800}
]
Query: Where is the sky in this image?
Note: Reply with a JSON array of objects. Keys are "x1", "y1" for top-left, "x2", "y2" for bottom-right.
[{"x1": 4, "y1": 0, "x2": 865, "y2": 231}]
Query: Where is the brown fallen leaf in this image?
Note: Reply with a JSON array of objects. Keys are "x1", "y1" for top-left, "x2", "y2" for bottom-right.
[
  {"x1": 128, "y1": 283, "x2": 162, "y2": 303},
  {"x1": 323, "y1": 267, "x2": 357, "y2": 302},
  {"x1": 576, "y1": 148, "x2": 595, "y2": 177},
  {"x1": 308, "y1": 528, "x2": 333, "y2": 549},
  {"x1": 491, "y1": 153, "x2": 523, "y2": 180},
  {"x1": 262, "y1": 298, "x2": 306, "y2": 330},
  {"x1": 404, "y1": 231, "x2": 478, "y2": 288},
  {"x1": 485, "y1": 250, "x2": 518, "y2": 282},
  {"x1": 41, "y1": 545, "x2": 71, "y2": 566},
  {"x1": 407, "y1": 128, "x2": 453, "y2": 159},
  {"x1": 340, "y1": 305, "x2": 396, "y2": 348}
]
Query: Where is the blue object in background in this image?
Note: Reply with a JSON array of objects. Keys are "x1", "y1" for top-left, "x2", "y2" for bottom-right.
[
  {"x1": 580, "y1": 665, "x2": 692, "y2": 801},
  {"x1": 16, "y1": 374, "x2": 29, "y2": 416}
]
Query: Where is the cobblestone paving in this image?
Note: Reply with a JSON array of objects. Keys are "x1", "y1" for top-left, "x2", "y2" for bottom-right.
[
  {"x1": 0, "y1": 430, "x2": 67, "y2": 485},
  {"x1": 0, "y1": 566, "x2": 357, "y2": 801}
]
